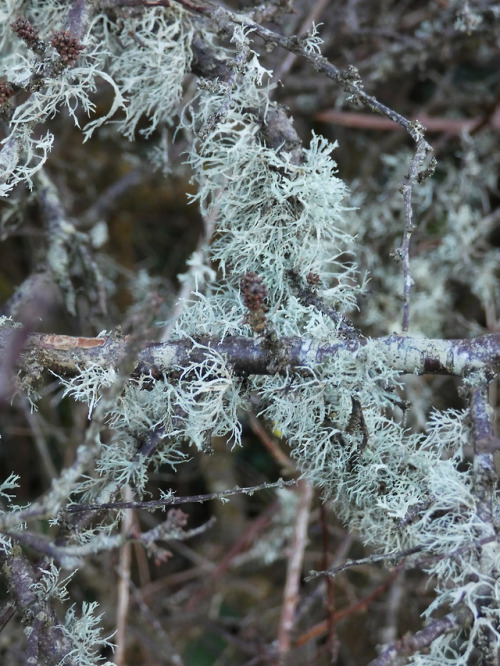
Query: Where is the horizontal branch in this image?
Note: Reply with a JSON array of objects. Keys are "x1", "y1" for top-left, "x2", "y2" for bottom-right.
[
  {"x1": 7, "y1": 330, "x2": 500, "y2": 380},
  {"x1": 65, "y1": 478, "x2": 298, "y2": 513},
  {"x1": 314, "y1": 110, "x2": 500, "y2": 133}
]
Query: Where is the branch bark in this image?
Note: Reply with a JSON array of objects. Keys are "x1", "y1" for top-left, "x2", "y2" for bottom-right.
[{"x1": 8, "y1": 330, "x2": 500, "y2": 381}]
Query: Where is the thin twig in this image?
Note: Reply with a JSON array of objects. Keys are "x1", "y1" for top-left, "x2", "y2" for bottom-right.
[
  {"x1": 295, "y1": 572, "x2": 398, "y2": 649},
  {"x1": 277, "y1": 479, "x2": 313, "y2": 662},
  {"x1": 167, "y1": 0, "x2": 432, "y2": 144},
  {"x1": 247, "y1": 411, "x2": 294, "y2": 472},
  {"x1": 314, "y1": 109, "x2": 500, "y2": 133},
  {"x1": 115, "y1": 485, "x2": 134, "y2": 666},
  {"x1": 128, "y1": 578, "x2": 185, "y2": 665},
  {"x1": 306, "y1": 545, "x2": 423, "y2": 581},
  {"x1": 367, "y1": 607, "x2": 472, "y2": 666},
  {"x1": 379, "y1": 571, "x2": 405, "y2": 648},
  {"x1": 22, "y1": 398, "x2": 59, "y2": 482},
  {"x1": 320, "y1": 503, "x2": 339, "y2": 663},
  {"x1": 272, "y1": 0, "x2": 330, "y2": 85},
  {"x1": 65, "y1": 478, "x2": 297, "y2": 514}
]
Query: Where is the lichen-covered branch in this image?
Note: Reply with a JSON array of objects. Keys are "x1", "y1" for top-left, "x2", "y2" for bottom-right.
[
  {"x1": 1, "y1": 1, "x2": 499, "y2": 663},
  {"x1": 0, "y1": 547, "x2": 75, "y2": 665},
  {"x1": 7, "y1": 329, "x2": 500, "y2": 381},
  {"x1": 367, "y1": 608, "x2": 473, "y2": 666}
]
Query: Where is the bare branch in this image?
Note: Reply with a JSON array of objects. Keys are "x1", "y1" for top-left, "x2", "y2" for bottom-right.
[{"x1": 277, "y1": 479, "x2": 313, "y2": 660}]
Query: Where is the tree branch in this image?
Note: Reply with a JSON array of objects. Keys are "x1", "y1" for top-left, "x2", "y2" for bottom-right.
[
  {"x1": 0, "y1": 547, "x2": 75, "y2": 665},
  {"x1": 367, "y1": 607, "x2": 473, "y2": 666},
  {"x1": 8, "y1": 330, "x2": 500, "y2": 381}
]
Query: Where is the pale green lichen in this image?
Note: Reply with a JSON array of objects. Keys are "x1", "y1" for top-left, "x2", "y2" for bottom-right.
[
  {"x1": 178, "y1": 47, "x2": 361, "y2": 352},
  {"x1": 59, "y1": 602, "x2": 114, "y2": 666},
  {"x1": 0, "y1": 3, "x2": 194, "y2": 195},
  {"x1": 99, "y1": 6, "x2": 194, "y2": 139},
  {"x1": 1, "y1": 6, "x2": 499, "y2": 663},
  {"x1": 54, "y1": 363, "x2": 118, "y2": 418},
  {"x1": 30, "y1": 562, "x2": 73, "y2": 602},
  {"x1": 0, "y1": 471, "x2": 20, "y2": 502}
]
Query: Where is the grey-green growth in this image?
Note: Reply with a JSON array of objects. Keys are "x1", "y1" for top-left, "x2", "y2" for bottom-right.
[{"x1": 0, "y1": 2, "x2": 499, "y2": 664}]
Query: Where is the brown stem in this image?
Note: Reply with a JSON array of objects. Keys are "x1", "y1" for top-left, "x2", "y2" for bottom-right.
[
  {"x1": 295, "y1": 572, "x2": 398, "y2": 648},
  {"x1": 277, "y1": 479, "x2": 313, "y2": 662}
]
